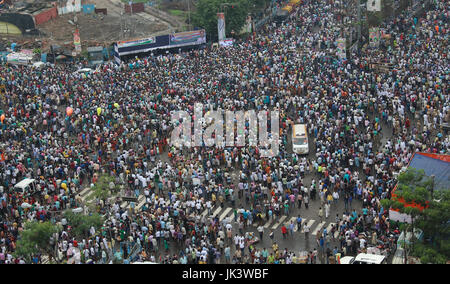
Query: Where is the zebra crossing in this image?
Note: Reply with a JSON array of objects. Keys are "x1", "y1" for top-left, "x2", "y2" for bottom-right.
[
  {"x1": 78, "y1": 187, "x2": 92, "y2": 203},
  {"x1": 120, "y1": 194, "x2": 146, "y2": 210},
  {"x1": 78, "y1": 187, "x2": 117, "y2": 206},
  {"x1": 117, "y1": 201, "x2": 343, "y2": 239},
  {"x1": 41, "y1": 255, "x2": 49, "y2": 264},
  {"x1": 190, "y1": 206, "x2": 341, "y2": 238}
]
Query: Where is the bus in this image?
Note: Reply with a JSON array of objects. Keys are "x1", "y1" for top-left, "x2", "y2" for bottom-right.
[
  {"x1": 292, "y1": 124, "x2": 309, "y2": 154},
  {"x1": 340, "y1": 253, "x2": 387, "y2": 264}
]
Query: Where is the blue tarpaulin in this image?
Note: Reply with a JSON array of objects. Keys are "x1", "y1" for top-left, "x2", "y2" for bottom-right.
[
  {"x1": 408, "y1": 153, "x2": 450, "y2": 192},
  {"x1": 82, "y1": 4, "x2": 95, "y2": 14}
]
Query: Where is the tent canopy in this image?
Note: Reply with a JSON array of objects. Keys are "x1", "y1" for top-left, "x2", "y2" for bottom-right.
[{"x1": 408, "y1": 153, "x2": 450, "y2": 192}]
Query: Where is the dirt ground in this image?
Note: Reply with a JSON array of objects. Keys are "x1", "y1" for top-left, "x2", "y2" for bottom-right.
[{"x1": 38, "y1": 12, "x2": 168, "y2": 46}]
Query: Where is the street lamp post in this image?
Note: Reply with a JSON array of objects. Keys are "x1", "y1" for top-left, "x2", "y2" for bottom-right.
[{"x1": 187, "y1": 0, "x2": 191, "y2": 30}]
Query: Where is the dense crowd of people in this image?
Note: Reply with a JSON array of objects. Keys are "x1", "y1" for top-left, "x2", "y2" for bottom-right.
[{"x1": 0, "y1": 0, "x2": 448, "y2": 264}]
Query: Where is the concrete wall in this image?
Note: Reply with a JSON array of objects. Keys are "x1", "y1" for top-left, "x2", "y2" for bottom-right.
[
  {"x1": 57, "y1": 0, "x2": 82, "y2": 15},
  {"x1": 124, "y1": 3, "x2": 144, "y2": 14},
  {"x1": 34, "y1": 7, "x2": 58, "y2": 26}
]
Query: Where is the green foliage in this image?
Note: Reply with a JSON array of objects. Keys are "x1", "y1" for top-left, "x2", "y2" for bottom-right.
[
  {"x1": 64, "y1": 211, "x2": 104, "y2": 239},
  {"x1": 388, "y1": 168, "x2": 450, "y2": 263},
  {"x1": 14, "y1": 221, "x2": 61, "y2": 262},
  {"x1": 192, "y1": 0, "x2": 251, "y2": 41},
  {"x1": 88, "y1": 174, "x2": 116, "y2": 202},
  {"x1": 392, "y1": 168, "x2": 432, "y2": 212},
  {"x1": 412, "y1": 243, "x2": 447, "y2": 264}
]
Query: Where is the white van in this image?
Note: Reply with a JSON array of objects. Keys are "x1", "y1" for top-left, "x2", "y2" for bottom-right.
[
  {"x1": 340, "y1": 253, "x2": 387, "y2": 264},
  {"x1": 292, "y1": 124, "x2": 309, "y2": 154},
  {"x1": 14, "y1": 178, "x2": 37, "y2": 195}
]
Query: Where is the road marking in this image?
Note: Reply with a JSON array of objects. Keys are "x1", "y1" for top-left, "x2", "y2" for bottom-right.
[
  {"x1": 301, "y1": 219, "x2": 315, "y2": 233},
  {"x1": 272, "y1": 215, "x2": 287, "y2": 230},
  {"x1": 200, "y1": 208, "x2": 209, "y2": 218},
  {"x1": 264, "y1": 217, "x2": 275, "y2": 229},
  {"x1": 81, "y1": 192, "x2": 94, "y2": 202},
  {"x1": 212, "y1": 207, "x2": 222, "y2": 217},
  {"x1": 312, "y1": 221, "x2": 326, "y2": 235},
  {"x1": 136, "y1": 195, "x2": 146, "y2": 210},
  {"x1": 41, "y1": 255, "x2": 49, "y2": 264},
  {"x1": 325, "y1": 223, "x2": 336, "y2": 235},
  {"x1": 284, "y1": 217, "x2": 296, "y2": 231},
  {"x1": 78, "y1": 187, "x2": 90, "y2": 197},
  {"x1": 219, "y1": 207, "x2": 233, "y2": 221}
]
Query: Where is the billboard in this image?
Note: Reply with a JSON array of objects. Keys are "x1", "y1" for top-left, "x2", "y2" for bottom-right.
[
  {"x1": 169, "y1": 30, "x2": 206, "y2": 47},
  {"x1": 219, "y1": 38, "x2": 234, "y2": 47},
  {"x1": 74, "y1": 29, "x2": 81, "y2": 53},
  {"x1": 336, "y1": 38, "x2": 346, "y2": 60},
  {"x1": 367, "y1": 0, "x2": 381, "y2": 12},
  {"x1": 369, "y1": 27, "x2": 380, "y2": 48},
  {"x1": 217, "y1": 12, "x2": 226, "y2": 42},
  {"x1": 115, "y1": 30, "x2": 206, "y2": 58},
  {"x1": 117, "y1": 37, "x2": 156, "y2": 49}
]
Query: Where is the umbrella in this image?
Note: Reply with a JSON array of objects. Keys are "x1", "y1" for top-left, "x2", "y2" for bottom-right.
[
  {"x1": 21, "y1": 202, "x2": 32, "y2": 209},
  {"x1": 56, "y1": 55, "x2": 66, "y2": 60},
  {"x1": 72, "y1": 207, "x2": 83, "y2": 213}
]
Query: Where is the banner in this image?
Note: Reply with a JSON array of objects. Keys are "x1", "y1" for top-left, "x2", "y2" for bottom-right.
[
  {"x1": 217, "y1": 12, "x2": 226, "y2": 42},
  {"x1": 369, "y1": 27, "x2": 380, "y2": 48},
  {"x1": 367, "y1": 0, "x2": 381, "y2": 12},
  {"x1": 74, "y1": 29, "x2": 81, "y2": 53},
  {"x1": 115, "y1": 30, "x2": 205, "y2": 57},
  {"x1": 113, "y1": 44, "x2": 121, "y2": 65},
  {"x1": 219, "y1": 38, "x2": 234, "y2": 47},
  {"x1": 117, "y1": 37, "x2": 156, "y2": 49},
  {"x1": 169, "y1": 30, "x2": 206, "y2": 47},
  {"x1": 336, "y1": 38, "x2": 346, "y2": 60}
]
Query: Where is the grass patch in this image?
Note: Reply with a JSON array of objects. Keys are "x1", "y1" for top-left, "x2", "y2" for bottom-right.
[
  {"x1": 120, "y1": 0, "x2": 150, "y2": 4},
  {"x1": 168, "y1": 9, "x2": 187, "y2": 18}
]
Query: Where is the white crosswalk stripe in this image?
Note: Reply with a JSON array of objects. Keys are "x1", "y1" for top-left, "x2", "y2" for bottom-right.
[
  {"x1": 78, "y1": 187, "x2": 90, "y2": 197},
  {"x1": 219, "y1": 208, "x2": 233, "y2": 221},
  {"x1": 271, "y1": 215, "x2": 287, "y2": 230},
  {"x1": 312, "y1": 221, "x2": 326, "y2": 235},
  {"x1": 263, "y1": 217, "x2": 275, "y2": 229},
  {"x1": 284, "y1": 216, "x2": 297, "y2": 230},
  {"x1": 325, "y1": 223, "x2": 335, "y2": 235},
  {"x1": 200, "y1": 208, "x2": 209, "y2": 218},
  {"x1": 41, "y1": 255, "x2": 49, "y2": 264},
  {"x1": 301, "y1": 219, "x2": 316, "y2": 233},
  {"x1": 136, "y1": 195, "x2": 146, "y2": 210},
  {"x1": 294, "y1": 218, "x2": 307, "y2": 232},
  {"x1": 212, "y1": 207, "x2": 223, "y2": 217}
]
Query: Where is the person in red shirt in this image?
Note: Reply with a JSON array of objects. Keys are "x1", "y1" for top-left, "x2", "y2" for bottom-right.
[{"x1": 281, "y1": 225, "x2": 287, "y2": 239}]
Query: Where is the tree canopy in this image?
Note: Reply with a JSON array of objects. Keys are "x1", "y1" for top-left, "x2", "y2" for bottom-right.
[
  {"x1": 14, "y1": 221, "x2": 61, "y2": 262},
  {"x1": 87, "y1": 174, "x2": 117, "y2": 202},
  {"x1": 63, "y1": 210, "x2": 104, "y2": 239},
  {"x1": 381, "y1": 168, "x2": 449, "y2": 263},
  {"x1": 192, "y1": 0, "x2": 252, "y2": 41}
]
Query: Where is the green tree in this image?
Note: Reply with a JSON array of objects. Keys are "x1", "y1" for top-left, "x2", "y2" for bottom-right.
[
  {"x1": 63, "y1": 211, "x2": 104, "y2": 239},
  {"x1": 381, "y1": 168, "x2": 449, "y2": 263},
  {"x1": 87, "y1": 174, "x2": 117, "y2": 204},
  {"x1": 192, "y1": 0, "x2": 251, "y2": 41},
  {"x1": 14, "y1": 221, "x2": 61, "y2": 263},
  {"x1": 411, "y1": 190, "x2": 450, "y2": 263}
]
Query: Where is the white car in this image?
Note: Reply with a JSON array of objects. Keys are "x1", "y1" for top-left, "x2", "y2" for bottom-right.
[{"x1": 75, "y1": 68, "x2": 94, "y2": 73}]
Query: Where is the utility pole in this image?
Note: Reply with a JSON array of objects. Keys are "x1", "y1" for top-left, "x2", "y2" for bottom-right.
[
  {"x1": 357, "y1": 0, "x2": 361, "y2": 47},
  {"x1": 187, "y1": 0, "x2": 191, "y2": 30}
]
